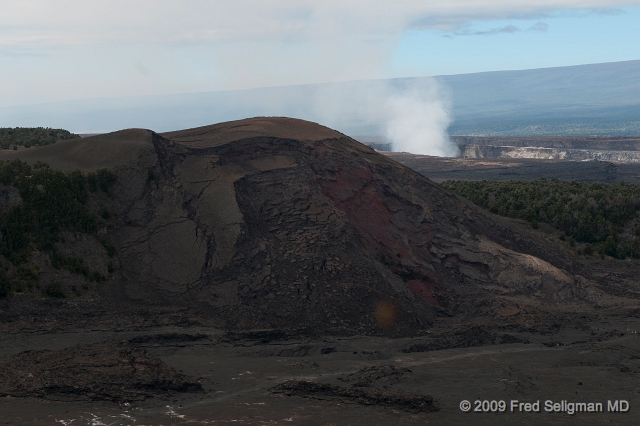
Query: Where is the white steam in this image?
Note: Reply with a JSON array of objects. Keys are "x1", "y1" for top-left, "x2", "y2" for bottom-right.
[
  {"x1": 385, "y1": 80, "x2": 456, "y2": 156},
  {"x1": 311, "y1": 77, "x2": 457, "y2": 157}
]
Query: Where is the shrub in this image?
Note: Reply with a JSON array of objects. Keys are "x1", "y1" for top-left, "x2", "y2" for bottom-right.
[
  {"x1": 0, "y1": 271, "x2": 10, "y2": 298},
  {"x1": 44, "y1": 282, "x2": 65, "y2": 298}
]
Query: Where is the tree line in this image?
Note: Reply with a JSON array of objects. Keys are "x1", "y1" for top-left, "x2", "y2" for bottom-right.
[
  {"x1": 442, "y1": 178, "x2": 640, "y2": 259},
  {"x1": 0, "y1": 160, "x2": 116, "y2": 298},
  {"x1": 0, "y1": 127, "x2": 80, "y2": 150}
]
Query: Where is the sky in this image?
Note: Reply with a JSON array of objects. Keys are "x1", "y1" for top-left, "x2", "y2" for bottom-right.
[{"x1": 1, "y1": 1, "x2": 640, "y2": 108}]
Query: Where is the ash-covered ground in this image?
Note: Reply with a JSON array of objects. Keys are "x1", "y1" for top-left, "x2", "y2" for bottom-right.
[{"x1": 1, "y1": 321, "x2": 639, "y2": 425}]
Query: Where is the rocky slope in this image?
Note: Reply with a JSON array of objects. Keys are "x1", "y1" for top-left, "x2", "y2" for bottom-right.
[
  {"x1": 0, "y1": 118, "x2": 636, "y2": 337},
  {"x1": 452, "y1": 135, "x2": 640, "y2": 151},
  {"x1": 452, "y1": 135, "x2": 640, "y2": 163},
  {"x1": 460, "y1": 144, "x2": 640, "y2": 162}
]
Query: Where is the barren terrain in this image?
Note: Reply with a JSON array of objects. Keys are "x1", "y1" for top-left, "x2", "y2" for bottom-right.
[
  {"x1": 1, "y1": 322, "x2": 639, "y2": 425},
  {"x1": 384, "y1": 153, "x2": 640, "y2": 184},
  {"x1": 0, "y1": 118, "x2": 638, "y2": 424}
]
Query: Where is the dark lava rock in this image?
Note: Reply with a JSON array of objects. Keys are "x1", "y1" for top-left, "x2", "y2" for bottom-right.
[
  {"x1": 402, "y1": 326, "x2": 497, "y2": 353},
  {"x1": 0, "y1": 341, "x2": 202, "y2": 402},
  {"x1": 338, "y1": 365, "x2": 412, "y2": 387},
  {"x1": 271, "y1": 379, "x2": 438, "y2": 413},
  {"x1": 127, "y1": 333, "x2": 210, "y2": 345},
  {"x1": 500, "y1": 334, "x2": 530, "y2": 344},
  {"x1": 0, "y1": 117, "x2": 631, "y2": 337}
]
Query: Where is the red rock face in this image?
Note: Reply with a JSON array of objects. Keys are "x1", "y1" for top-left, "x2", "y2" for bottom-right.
[
  {"x1": 321, "y1": 165, "x2": 392, "y2": 250},
  {"x1": 406, "y1": 280, "x2": 441, "y2": 306},
  {"x1": 316, "y1": 150, "x2": 449, "y2": 309}
]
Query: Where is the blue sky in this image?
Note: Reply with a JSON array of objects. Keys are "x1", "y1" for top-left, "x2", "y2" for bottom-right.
[
  {"x1": 391, "y1": 8, "x2": 640, "y2": 76},
  {"x1": 1, "y1": 1, "x2": 639, "y2": 107}
]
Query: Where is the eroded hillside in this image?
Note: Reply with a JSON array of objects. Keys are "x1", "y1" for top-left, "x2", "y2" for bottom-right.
[{"x1": 0, "y1": 118, "x2": 638, "y2": 337}]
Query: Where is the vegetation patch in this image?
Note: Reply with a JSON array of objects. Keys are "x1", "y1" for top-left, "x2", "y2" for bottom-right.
[
  {"x1": 0, "y1": 127, "x2": 79, "y2": 149},
  {"x1": 442, "y1": 179, "x2": 640, "y2": 259},
  {"x1": 0, "y1": 159, "x2": 117, "y2": 298}
]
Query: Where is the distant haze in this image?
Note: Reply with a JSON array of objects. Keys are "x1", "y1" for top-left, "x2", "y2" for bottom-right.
[{"x1": 0, "y1": 60, "x2": 639, "y2": 155}]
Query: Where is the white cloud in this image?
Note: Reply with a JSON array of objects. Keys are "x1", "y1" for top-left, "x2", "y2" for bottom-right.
[
  {"x1": 0, "y1": 2, "x2": 637, "y2": 153},
  {"x1": 446, "y1": 24, "x2": 523, "y2": 37},
  {"x1": 443, "y1": 20, "x2": 551, "y2": 37},
  {"x1": 0, "y1": 1, "x2": 638, "y2": 48},
  {"x1": 0, "y1": 1, "x2": 637, "y2": 106}
]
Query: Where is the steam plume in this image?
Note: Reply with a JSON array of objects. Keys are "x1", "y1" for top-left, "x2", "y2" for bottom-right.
[
  {"x1": 311, "y1": 78, "x2": 457, "y2": 157},
  {"x1": 385, "y1": 79, "x2": 457, "y2": 156}
]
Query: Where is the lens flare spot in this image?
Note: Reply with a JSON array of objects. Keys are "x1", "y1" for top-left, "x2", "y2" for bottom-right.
[{"x1": 374, "y1": 300, "x2": 398, "y2": 331}]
